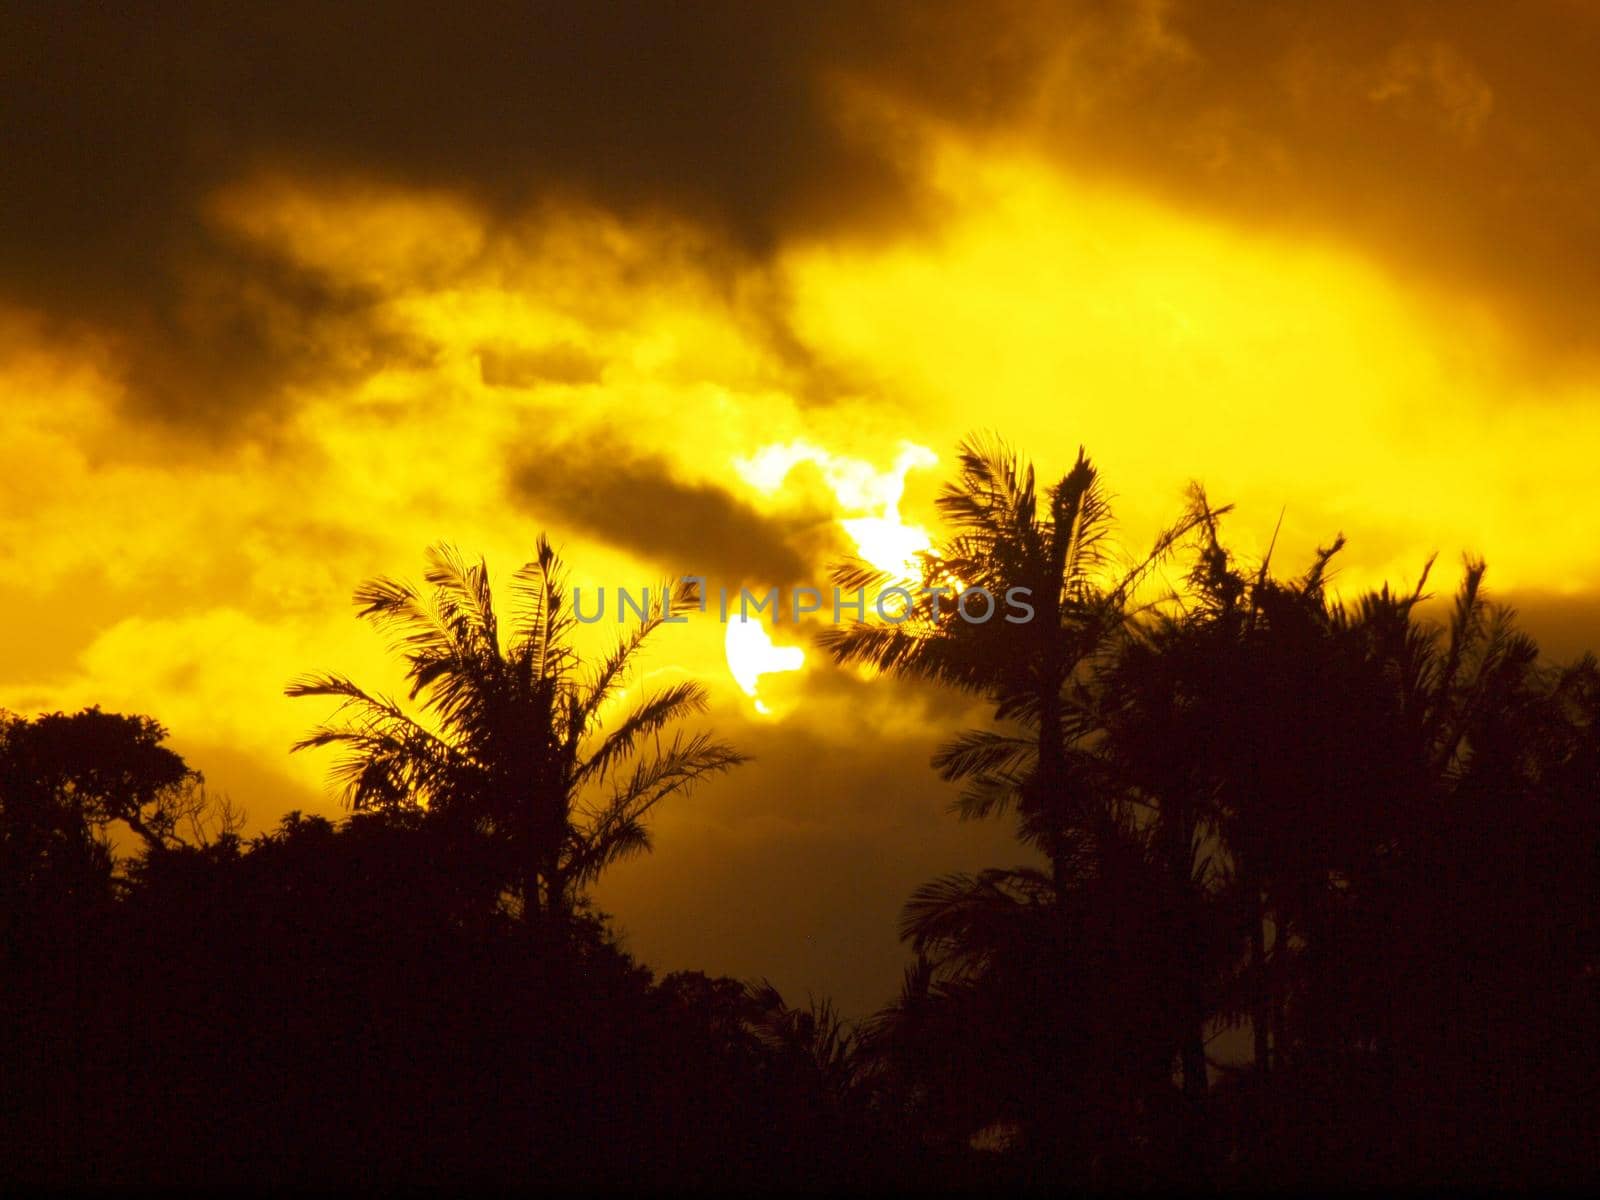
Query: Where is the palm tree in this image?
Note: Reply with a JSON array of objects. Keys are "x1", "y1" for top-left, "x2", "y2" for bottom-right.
[
  {"x1": 820, "y1": 434, "x2": 1217, "y2": 886},
  {"x1": 1143, "y1": 520, "x2": 1575, "y2": 1114},
  {"x1": 743, "y1": 980, "x2": 863, "y2": 1107},
  {"x1": 287, "y1": 538, "x2": 746, "y2": 920},
  {"x1": 873, "y1": 854, "x2": 1221, "y2": 1175},
  {"x1": 838, "y1": 439, "x2": 1600, "y2": 1177},
  {"x1": 824, "y1": 436, "x2": 1224, "y2": 1166}
]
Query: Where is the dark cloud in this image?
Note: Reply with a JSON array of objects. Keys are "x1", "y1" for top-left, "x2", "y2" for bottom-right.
[
  {"x1": 7, "y1": 0, "x2": 1600, "y2": 429},
  {"x1": 979, "y1": 0, "x2": 1600, "y2": 375},
  {"x1": 509, "y1": 433, "x2": 842, "y2": 588},
  {"x1": 0, "y1": 1, "x2": 929, "y2": 427}
]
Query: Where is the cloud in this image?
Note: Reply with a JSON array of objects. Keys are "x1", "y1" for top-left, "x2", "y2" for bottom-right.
[
  {"x1": 13, "y1": 1, "x2": 1600, "y2": 431},
  {"x1": 509, "y1": 433, "x2": 843, "y2": 588},
  {"x1": 0, "y1": 2, "x2": 927, "y2": 428},
  {"x1": 1367, "y1": 39, "x2": 1495, "y2": 145},
  {"x1": 1496, "y1": 590, "x2": 1600, "y2": 667},
  {"x1": 479, "y1": 343, "x2": 607, "y2": 389},
  {"x1": 5, "y1": 0, "x2": 1600, "y2": 1018},
  {"x1": 996, "y1": 0, "x2": 1600, "y2": 372}
]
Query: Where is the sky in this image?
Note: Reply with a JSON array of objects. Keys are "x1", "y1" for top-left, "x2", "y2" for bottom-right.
[{"x1": 4, "y1": 0, "x2": 1600, "y2": 1015}]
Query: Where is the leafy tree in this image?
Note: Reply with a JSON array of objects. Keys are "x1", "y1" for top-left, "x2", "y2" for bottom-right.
[{"x1": 0, "y1": 707, "x2": 223, "y2": 905}]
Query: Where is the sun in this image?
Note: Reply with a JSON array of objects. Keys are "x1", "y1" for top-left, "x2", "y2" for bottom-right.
[
  {"x1": 720, "y1": 440, "x2": 938, "y2": 711},
  {"x1": 733, "y1": 439, "x2": 936, "y2": 578},
  {"x1": 724, "y1": 619, "x2": 805, "y2": 716}
]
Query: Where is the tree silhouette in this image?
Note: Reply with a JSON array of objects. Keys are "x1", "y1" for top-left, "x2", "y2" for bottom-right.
[
  {"x1": 286, "y1": 538, "x2": 746, "y2": 919},
  {"x1": 0, "y1": 706, "x2": 229, "y2": 901},
  {"x1": 842, "y1": 437, "x2": 1600, "y2": 1185},
  {"x1": 6, "y1": 448, "x2": 1600, "y2": 1190},
  {"x1": 820, "y1": 435, "x2": 1215, "y2": 887},
  {"x1": 821, "y1": 437, "x2": 1228, "y2": 1174}
]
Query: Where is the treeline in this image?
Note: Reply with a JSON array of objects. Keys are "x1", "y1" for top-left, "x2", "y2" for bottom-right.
[
  {"x1": 2, "y1": 799, "x2": 920, "y2": 1188},
  {"x1": 824, "y1": 440, "x2": 1600, "y2": 1186},
  {"x1": 4, "y1": 436, "x2": 1598, "y2": 1189}
]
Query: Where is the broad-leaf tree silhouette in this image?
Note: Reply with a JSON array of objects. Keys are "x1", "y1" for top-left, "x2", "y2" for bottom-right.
[{"x1": 0, "y1": 706, "x2": 227, "y2": 909}]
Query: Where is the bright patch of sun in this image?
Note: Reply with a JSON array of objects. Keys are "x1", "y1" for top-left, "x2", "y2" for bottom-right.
[
  {"x1": 734, "y1": 440, "x2": 937, "y2": 577},
  {"x1": 724, "y1": 619, "x2": 805, "y2": 716}
]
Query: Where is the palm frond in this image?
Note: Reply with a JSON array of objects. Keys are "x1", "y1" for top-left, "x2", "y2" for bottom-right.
[
  {"x1": 423, "y1": 543, "x2": 500, "y2": 653},
  {"x1": 936, "y1": 434, "x2": 1040, "y2": 553},
  {"x1": 1050, "y1": 447, "x2": 1112, "y2": 602},
  {"x1": 352, "y1": 575, "x2": 464, "y2": 669},
  {"x1": 575, "y1": 680, "x2": 710, "y2": 787},
  {"x1": 580, "y1": 576, "x2": 697, "y2": 717},
  {"x1": 931, "y1": 729, "x2": 1034, "y2": 785},
  {"x1": 563, "y1": 812, "x2": 652, "y2": 888},
  {"x1": 899, "y1": 867, "x2": 1055, "y2": 968},
  {"x1": 597, "y1": 730, "x2": 747, "y2": 820},
  {"x1": 509, "y1": 534, "x2": 576, "y2": 684}
]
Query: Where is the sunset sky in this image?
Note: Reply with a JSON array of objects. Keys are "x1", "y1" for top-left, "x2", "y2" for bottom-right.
[{"x1": 4, "y1": 1, "x2": 1600, "y2": 1014}]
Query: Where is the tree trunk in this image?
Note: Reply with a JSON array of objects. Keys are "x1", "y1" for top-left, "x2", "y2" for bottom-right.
[
  {"x1": 1176, "y1": 808, "x2": 1210, "y2": 1104},
  {"x1": 1252, "y1": 885, "x2": 1272, "y2": 1079},
  {"x1": 1036, "y1": 666, "x2": 1071, "y2": 896},
  {"x1": 1182, "y1": 1025, "x2": 1209, "y2": 1101}
]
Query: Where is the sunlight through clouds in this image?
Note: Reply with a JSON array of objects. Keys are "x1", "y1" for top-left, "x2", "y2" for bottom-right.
[
  {"x1": 782, "y1": 139, "x2": 1600, "y2": 599},
  {"x1": 724, "y1": 619, "x2": 806, "y2": 717},
  {"x1": 733, "y1": 440, "x2": 937, "y2": 577},
  {"x1": 11, "y1": 128, "x2": 1600, "y2": 818}
]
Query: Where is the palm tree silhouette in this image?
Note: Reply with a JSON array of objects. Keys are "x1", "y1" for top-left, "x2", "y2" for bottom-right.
[
  {"x1": 820, "y1": 434, "x2": 1216, "y2": 889},
  {"x1": 824, "y1": 436, "x2": 1226, "y2": 1170},
  {"x1": 832, "y1": 439, "x2": 1600, "y2": 1176},
  {"x1": 287, "y1": 538, "x2": 746, "y2": 920},
  {"x1": 1101, "y1": 515, "x2": 1594, "y2": 1172}
]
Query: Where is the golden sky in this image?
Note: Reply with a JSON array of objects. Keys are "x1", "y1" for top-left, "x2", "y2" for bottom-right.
[{"x1": 3, "y1": 1, "x2": 1599, "y2": 1013}]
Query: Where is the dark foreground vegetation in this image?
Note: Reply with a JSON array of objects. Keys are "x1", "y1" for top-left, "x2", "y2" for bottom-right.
[{"x1": 5, "y1": 436, "x2": 1599, "y2": 1190}]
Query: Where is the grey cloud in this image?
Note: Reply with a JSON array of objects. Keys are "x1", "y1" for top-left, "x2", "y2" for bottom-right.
[{"x1": 509, "y1": 434, "x2": 844, "y2": 588}]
